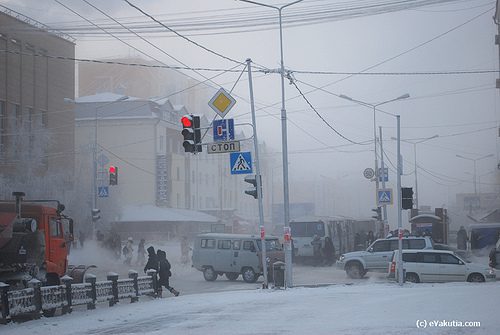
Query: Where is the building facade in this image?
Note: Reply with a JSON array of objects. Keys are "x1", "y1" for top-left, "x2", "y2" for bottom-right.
[
  {"x1": 0, "y1": 8, "x2": 75, "y2": 199},
  {"x1": 73, "y1": 93, "x2": 264, "y2": 232}
]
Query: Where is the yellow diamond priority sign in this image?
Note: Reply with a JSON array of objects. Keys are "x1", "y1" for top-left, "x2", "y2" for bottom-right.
[{"x1": 208, "y1": 88, "x2": 236, "y2": 118}]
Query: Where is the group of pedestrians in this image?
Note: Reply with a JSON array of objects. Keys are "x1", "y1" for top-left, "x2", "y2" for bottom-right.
[
  {"x1": 121, "y1": 237, "x2": 148, "y2": 266},
  {"x1": 144, "y1": 246, "x2": 180, "y2": 297},
  {"x1": 310, "y1": 235, "x2": 336, "y2": 266}
]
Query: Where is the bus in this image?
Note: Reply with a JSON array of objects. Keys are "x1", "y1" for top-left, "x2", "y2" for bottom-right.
[
  {"x1": 468, "y1": 223, "x2": 500, "y2": 254},
  {"x1": 290, "y1": 216, "x2": 376, "y2": 263}
]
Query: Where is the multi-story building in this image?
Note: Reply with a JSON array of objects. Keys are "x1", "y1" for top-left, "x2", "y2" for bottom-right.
[
  {"x1": 0, "y1": 8, "x2": 75, "y2": 199},
  {"x1": 73, "y1": 93, "x2": 264, "y2": 234}
]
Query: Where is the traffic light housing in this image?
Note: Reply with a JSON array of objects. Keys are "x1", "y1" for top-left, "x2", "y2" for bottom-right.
[
  {"x1": 181, "y1": 114, "x2": 202, "y2": 153},
  {"x1": 371, "y1": 207, "x2": 382, "y2": 220},
  {"x1": 91, "y1": 208, "x2": 101, "y2": 222},
  {"x1": 401, "y1": 187, "x2": 414, "y2": 210},
  {"x1": 109, "y1": 165, "x2": 118, "y2": 185},
  {"x1": 244, "y1": 175, "x2": 261, "y2": 199}
]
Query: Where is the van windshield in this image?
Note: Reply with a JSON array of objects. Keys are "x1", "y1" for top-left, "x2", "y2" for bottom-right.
[{"x1": 256, "y1": 239, "x2": 282, "y2": 252}]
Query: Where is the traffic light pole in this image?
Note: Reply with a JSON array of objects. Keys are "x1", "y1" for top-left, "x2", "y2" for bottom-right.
[
  {"x1": 379, "y1": 126, "x2": 388, "y2": 235},
  {"x1": 246, "y1": 58, "x2": 268, "y2": 288},
  {"x1": 396, "y1": 115, "x2": 404, "y2": 286}
]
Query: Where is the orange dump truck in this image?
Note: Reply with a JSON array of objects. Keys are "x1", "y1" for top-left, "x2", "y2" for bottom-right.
[{"x1": 0, "y1": 192, "x2": 81, "y2": 287}]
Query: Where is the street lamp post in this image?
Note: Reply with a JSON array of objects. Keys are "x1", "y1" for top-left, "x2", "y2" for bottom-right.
[
  {"x1": 238, "y1": 0, "x2": 302, "y2": 288},
  {"x1": 392, "y1": 135, "x2": 438, "y2": 209},
  {"x1": 66, "y1": 95, "x2": 128, "y2": 237},
  {"x1": 456, "y1": 154, "x2": 494, "y2": 194},
  {"x1": 339, "y1": 93, "x2": 409, "y2": 236}
]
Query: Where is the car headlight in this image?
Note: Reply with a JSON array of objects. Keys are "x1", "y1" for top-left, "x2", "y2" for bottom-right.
[{"x1": 339, "y1": 255, "x2": 345, "y2": 262}]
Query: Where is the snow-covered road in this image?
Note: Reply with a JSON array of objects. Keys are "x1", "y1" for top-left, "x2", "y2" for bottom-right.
[{"x1": 2, "y1": 281, "x2": 496, "y2": 335}]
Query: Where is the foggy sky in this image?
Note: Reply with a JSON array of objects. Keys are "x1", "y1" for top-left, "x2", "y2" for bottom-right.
[{"x1": 4, "y1": 0, "x2": 499, "y2": 224}]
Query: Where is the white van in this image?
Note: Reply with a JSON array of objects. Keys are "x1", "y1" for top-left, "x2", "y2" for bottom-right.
[
  {"x1": 191, "y1": 233, "x2": 284, "y2": 283},
  {"x1": 388, "y1": 249, "x2": 495, "y2": 283}
]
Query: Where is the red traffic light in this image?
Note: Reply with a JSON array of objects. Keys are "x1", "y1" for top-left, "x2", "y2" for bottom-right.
[
  {"x1": 181, "y1": 115, "x2": 193, "y2": 128},
  {"x1": 109, "y1": 165, "x2": 116, "y2": 174}
]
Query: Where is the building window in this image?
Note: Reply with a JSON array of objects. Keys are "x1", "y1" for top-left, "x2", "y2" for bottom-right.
[
  {"x1": 0, "y1": 101, "x2": 5, "y2": 156},
  {"x1": 159, "y1": 135, "x2": 164, "y2": 151},
  {"x1": 40, "y1": 110, "x2": 48, "y2": 127},
  {"x1": 176, "y1": 167, "x2": 180, "y2": 181},
  {"x1": 192, "y1": 170, "x2": 195, "y2": 183},
  {"x1": 26, "y1": 107, "x2": 34, "y2": 151},
  {"x1": 12, "y1": 104, "x2": 21, "y2": 128}
]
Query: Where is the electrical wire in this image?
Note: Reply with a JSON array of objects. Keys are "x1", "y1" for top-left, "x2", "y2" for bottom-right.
[
  {"x1": 290, "y1": 79, "x2": 367, "y2": 145},
  {"x1": 122, "y1": 0, "x2": 247, "y2": 67}
]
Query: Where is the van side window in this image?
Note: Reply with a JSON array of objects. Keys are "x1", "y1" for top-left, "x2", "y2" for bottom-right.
[
  {"x1": 440, "y1": 254, "x2": 460, "y2": 264},
  {"x1": 201, "y1": 239, "x2": 215, "y2": 249},
  {"x1": 372, "y1": 240, "x2": 390, "y2": 252},
  {"x1": 408, "y1": 239, "x2": 425, "y2": 249},
  {"x1": 402, "y1": 253, "x2": 417, "y2": 262},
  {"x1": 233, "y1": 240, "x2": 241, "y2": 250},
  {"x1": 218, "y1": 240, "x2": 231, "y2": 249},
  {"x1": 243, "y1": 241, "x2": 255, "y2": 251},
  {"x1": 420, "y1": 253, "x2": 439, "y2": 263}
]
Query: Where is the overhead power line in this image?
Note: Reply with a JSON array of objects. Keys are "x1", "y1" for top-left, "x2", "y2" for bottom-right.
[{"x1": 42, "y1": 0, "x2": 471, "y2": 38}]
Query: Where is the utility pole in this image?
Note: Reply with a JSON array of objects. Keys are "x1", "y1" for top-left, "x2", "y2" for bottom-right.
[
  {"x1": 238, "y1": 0, "x2": 302, "y2": 288},
  {"x1": 247, "y1": 58, "x2": 268, "y2": 288}
]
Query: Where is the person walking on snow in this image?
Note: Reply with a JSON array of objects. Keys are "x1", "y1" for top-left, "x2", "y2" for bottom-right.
[
  {"x1": 323, "y1": 236, "x2": 336, "y2": 266},
  {"x1": 136, "y1": 238, "x2": 146, "y2": 266},
  {"x1": 157, "y1": 249, "x2": 179, "y2": 297},
  {"x1": 311, "y1": 234, "x2": 322, "y2": 266},
  {"x1": 456, "y1": 226, "x2": 468, "y2": 250},
  {"x1": 144, "y1": 246, "x2": 159, "y2": 273},
  {"x1": 123, "y1": 237, "x2": 134, "y2": 266}
]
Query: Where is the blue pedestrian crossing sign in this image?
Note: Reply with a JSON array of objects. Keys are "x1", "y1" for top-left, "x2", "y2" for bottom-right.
[
  {"x1": 213, "y1": 119, "x2": 235, "y2": 142},
  {"x1": 98, "y1": 186, "x2": 109, "y2": 198},
  {"x1": 230, "y1": 152, "x2": 252, "y2": 175},
  {"x1": 377, "y1": 188, "x2": 393, "y2": 206}
]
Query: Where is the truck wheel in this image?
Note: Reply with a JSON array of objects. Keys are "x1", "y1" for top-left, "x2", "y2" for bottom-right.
[
  {"x1": 225, "y1": 272, "x2": 239, "y2": 281},
  {"x1": 242, "y1": 267, "x2": 257, "y2": 283},
  {"x1": 345, "y1": 262, "x2": 365, "y2": 279},
  {"x1": 203, "y1": 267, "x2": 217, "y2": 281}
]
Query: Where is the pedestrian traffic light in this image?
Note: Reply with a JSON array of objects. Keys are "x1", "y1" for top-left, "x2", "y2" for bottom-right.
[
  {"x1": 91, "y1": 208, "x2": 101, "y2": 222},
  {"x1": 401, "y1": 187, "x2": 414, "y2": 210},
  {"x1": 371, "y1": 207, "x2": 382, "y2": 220},
  {"x1": 109, "y1": 165, "x2": 118, "y2": 185},
  {"x1": 244, "y1": 175, "x2": 261, "y2": 199},
  {"x1": 181, "y1": 114, "x2": 202, "y2": 153}
]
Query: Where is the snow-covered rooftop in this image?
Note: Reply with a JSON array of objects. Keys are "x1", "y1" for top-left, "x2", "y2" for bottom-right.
[{"x1": 75, "y1": 92, "x2": 139, "y2": 103}]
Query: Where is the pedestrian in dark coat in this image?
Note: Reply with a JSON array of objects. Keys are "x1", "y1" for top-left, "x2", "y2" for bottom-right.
[
  {"x1": 456, "y1": 226, "x2": 468, "y2": 250},
  {"x1": 144, "y1": 246, "x2": 158, "y2": 273},
  {"x1": 322, "y1": 236, "x2": 336, "y2": 266},
  {"x1": 489, "y1": 246, "x2": 497, "y2": 269},
  {"x1": 157, "y1": 249, "x2": 179, "y2": 296},
  {"x1": 366, "y1": 231, "x2": 375, "y2": 247},
  {"x1": 311, "y1": 235, "x2": 322, "y2": 266}
]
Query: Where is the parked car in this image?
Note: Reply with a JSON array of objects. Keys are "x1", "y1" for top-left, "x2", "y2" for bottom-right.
[
  {"x1": 336, "y1": 236, "x2": 433, "y2": 278},
  {"x1": 191, "y1": 233, "x2": 284, "y2": 283},
  {"x1": 434, "y1": 243, "x2": 470, "y2": 261},
  {"x1": 388, "y1": 249, "x2": 495, "y2": 283}
]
